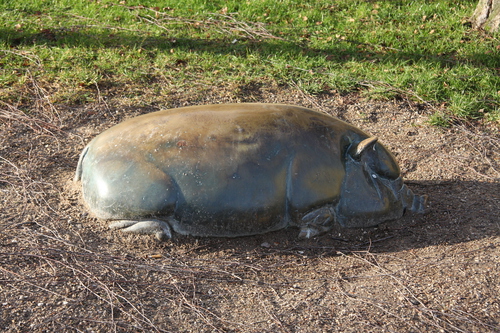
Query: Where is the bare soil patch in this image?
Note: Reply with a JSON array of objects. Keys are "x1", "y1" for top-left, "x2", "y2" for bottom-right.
[{"x1": 1, "y1": 84, "x2": 499, "y2": 332}]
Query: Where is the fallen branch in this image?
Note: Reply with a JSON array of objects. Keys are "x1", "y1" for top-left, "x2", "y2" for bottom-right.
[{"x1": 136, "y1": 10, "x2": 285, "y2": 41}]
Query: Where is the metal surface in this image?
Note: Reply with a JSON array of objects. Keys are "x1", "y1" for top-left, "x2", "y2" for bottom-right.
[{"x1": 74, "y1": 103, "x2": 426, "y2": 239}]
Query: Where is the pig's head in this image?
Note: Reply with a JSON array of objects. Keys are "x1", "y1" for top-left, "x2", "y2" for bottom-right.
[{"x1": 336, "y1": 135, "x2": 426, "y2": 228}]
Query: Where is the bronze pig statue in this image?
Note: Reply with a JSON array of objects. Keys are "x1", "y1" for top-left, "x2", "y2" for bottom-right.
[{"x1": 74, "y1": 104, "x2": 426, "y2": 240}]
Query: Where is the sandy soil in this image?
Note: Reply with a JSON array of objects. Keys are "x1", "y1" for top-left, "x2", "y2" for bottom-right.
[{"x1": 1, "y1": 84, "x2": 499, "y2": 332}]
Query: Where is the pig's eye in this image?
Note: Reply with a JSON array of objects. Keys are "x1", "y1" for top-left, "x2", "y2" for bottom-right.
[
  {"x1": 366, "y1": 145, "x2": 400, "y2": 180},
  {"x1": 346, "y1": 135, "x2": 401, "y2": 180}
]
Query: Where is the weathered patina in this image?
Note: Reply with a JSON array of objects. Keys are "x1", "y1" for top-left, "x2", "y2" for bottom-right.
[{"x1": 74, "y1": 103, "x2": 426, "y2": 240}]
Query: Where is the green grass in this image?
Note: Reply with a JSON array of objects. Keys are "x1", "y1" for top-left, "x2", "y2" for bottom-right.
[{"x1": 1, "y1": 0, "x2": 499, "y2": 124}]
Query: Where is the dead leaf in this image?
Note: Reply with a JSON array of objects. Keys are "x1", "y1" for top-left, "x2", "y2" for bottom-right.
[{"x1": 149, "y1": 254, "x2": 163, "y2": 259}]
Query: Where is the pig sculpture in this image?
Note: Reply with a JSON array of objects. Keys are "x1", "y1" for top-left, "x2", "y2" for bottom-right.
[{"x1": 74, "y1": 104, "x2": 426, "y2": 240}]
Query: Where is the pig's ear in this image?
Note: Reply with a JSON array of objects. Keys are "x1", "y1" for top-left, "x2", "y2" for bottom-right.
[{"x1": 351, "y1": 136, "x2": 378, "y2": 159}]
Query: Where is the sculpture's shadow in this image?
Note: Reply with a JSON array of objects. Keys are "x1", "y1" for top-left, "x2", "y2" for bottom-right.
[{"x1": 162, "y1": 179, "x2": 499, "y2": 256}]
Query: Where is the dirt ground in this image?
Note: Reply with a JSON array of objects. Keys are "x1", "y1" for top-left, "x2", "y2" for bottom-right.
[{"x1": 1, "y1": 84, "x2": 499, "y2": 332}]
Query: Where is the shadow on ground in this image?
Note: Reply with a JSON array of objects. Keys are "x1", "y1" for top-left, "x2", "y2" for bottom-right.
[{"x1": 2, "y1": 24, "x2": 499, "y2": 71}]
